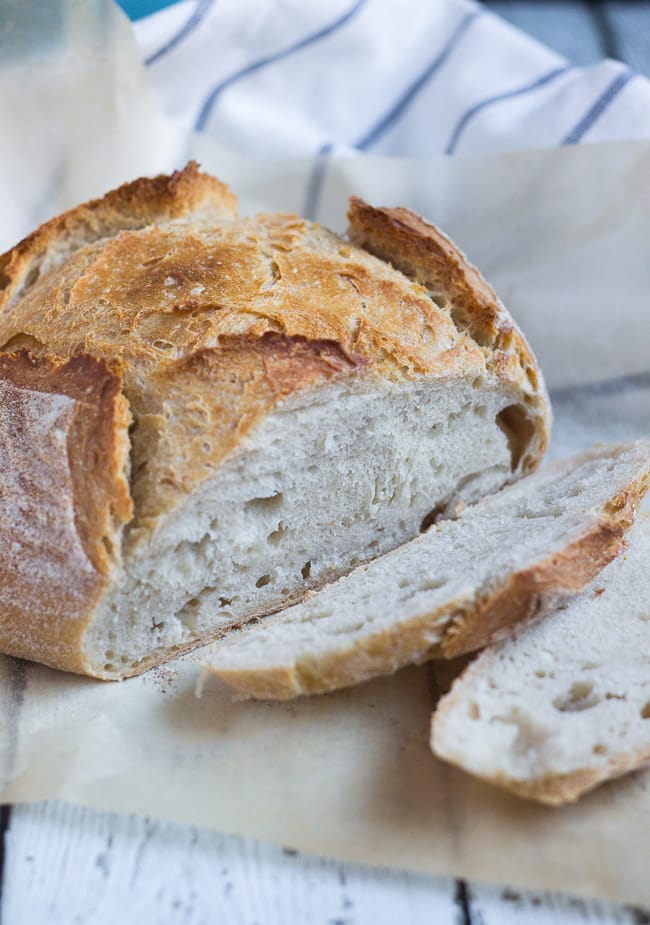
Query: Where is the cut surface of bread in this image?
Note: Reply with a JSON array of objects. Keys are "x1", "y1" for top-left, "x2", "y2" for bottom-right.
[
  {"x1": 202, "y1": 443, "x2": 650, "y2": 699},
  {"x1": 0, "y1": 164, "x2": 549, "y2": 678},
  {"x1": 432, "y1": 514, "x2": 650, "y2": 806}
]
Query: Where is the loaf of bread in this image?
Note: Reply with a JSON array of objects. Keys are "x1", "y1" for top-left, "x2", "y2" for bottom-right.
[
  {"x1": 432, "y1": 513, "x2": 650, "y2": 805},
  {"x1": 0, "y1": 163, "x2": 549, "y2": 678},
  {"x1": 202, "y1": 443, "x2": 650, "y2": 699}
]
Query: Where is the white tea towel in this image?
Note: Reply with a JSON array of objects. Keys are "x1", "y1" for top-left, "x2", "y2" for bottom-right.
[{"x1": 134, "y1": 0, "x2": 650, "y2": 157}]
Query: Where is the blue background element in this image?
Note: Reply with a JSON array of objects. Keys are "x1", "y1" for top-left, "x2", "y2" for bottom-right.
[
  {"x1": 116, "y1": 0, "x2": 178, "y2": 20},
  {"x1": 115, "y1": 0, "x2": 650, "y2": 81}
]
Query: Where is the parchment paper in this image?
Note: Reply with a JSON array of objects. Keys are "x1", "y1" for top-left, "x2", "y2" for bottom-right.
[{"x1": 2, "y1": 0, "x2": 650, "y2": 907}]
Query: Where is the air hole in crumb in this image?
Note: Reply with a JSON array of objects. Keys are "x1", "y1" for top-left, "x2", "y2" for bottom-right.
[
  {"x1": 420, "y1": 504, "x2": 444, "y2": 533},
  {"x1": 219, "y1": 597, "x2": 232, "y2": 607},
  {"x1": 418, "y1": 577, "x2": 447, "y2": 592},
  {"x1": 535, "y1": 670, "x2": 546, "y2": 678},
  {"x1": 187, "y1": 598, "x2": 200, "y2": 608},
  {"x1": 398, "y1": 578, "x2": 410, "y2": 589},
  {"x1": 301, "y1": 561, "x2": 312, "y2": 580},
  {"x1": 593, "y1": 744, "x2": 608, "y2": 755},
  {"x1": 104, "y1": 663, "x2": 115, "y2": 673},
  {"x1": 553, "y1": 681, "x2": 600, "y2": 713},
  {"x1": 105, "y1": 649, "x2": 115, "y2": 660},
  {"x1": 246, "y1": 492, "x2": 284, "y2": 513},
  {"x1": 256, "y1": 574, "x2": 271, "y2": 588},
  {"x1": 268, "y1": 524, "x2": 288, "y2": 545},
  {"x1": 639, "y1": 614, "x2": 650, "y2": 622},
  {"x1": 469, "y1": 702, "x2": 480, "y2": 720},
  {"x1": 496, "y1": 404, "x2": 535, "y2": 471},
  {"x1": 641, "y1": 702, "x2": 650, "y2": 719}
]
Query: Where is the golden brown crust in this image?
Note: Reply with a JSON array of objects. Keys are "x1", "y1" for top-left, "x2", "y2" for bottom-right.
[
  {"x1": 209, "y1": 464, "x2": 650, "y2": 700},
  {"x1": 0, "y1": 165, "x2": 551, "y2": 678},
  {"x1": 0, "y1": 178, "x2": 534, "y2": 542},
  {"x1": 347, "y1": 197, "x2": 551, "y2": 474},
  {"x1": 0, "y1": 162, "x2": 237, "y2": 312},
  {"x1": 0, "y1": 351, "x2": 132, "y2": 673}
]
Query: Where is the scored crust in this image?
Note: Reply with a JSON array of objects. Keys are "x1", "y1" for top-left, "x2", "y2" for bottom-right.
[
  {"x1": 347, "y1": 197, "x2": 550, "y2": 474},
  {"x1": 0, "y1": 164, "x2": 552, "y2": 678},
  {"x1": 0, "y1": 162, "x2": 237, "y2": 312},
  {"x1": 0, "y1": 168, "x2": 549, "y2": 546},
  {"x1": 206, "y1": 454, "x2": 649, "y2": 700},
  {"x1": 0, "y1": 352, "x2": 132, "y2": 673}
]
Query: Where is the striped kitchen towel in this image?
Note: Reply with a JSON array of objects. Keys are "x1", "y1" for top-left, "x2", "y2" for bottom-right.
[{"x1": 133, "y1": 0, "x2": 650, "y2": 157}]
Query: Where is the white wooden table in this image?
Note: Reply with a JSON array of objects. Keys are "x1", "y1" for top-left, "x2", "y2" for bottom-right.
[
  {"x1": 1, "y1": 800, "x2": 647, "y2": 924},
  {"x1": 4, "y1": 3, "x2": 650, "y2": 922}
]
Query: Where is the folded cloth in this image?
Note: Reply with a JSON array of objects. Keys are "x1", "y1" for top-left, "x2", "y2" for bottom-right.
[{"x1": 133, "y1": 0, "x2": 650, "y2": 157}]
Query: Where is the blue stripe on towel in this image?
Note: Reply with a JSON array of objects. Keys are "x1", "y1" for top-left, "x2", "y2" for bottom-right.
[
  {"x1": 562, "y1": 69, "x2": 634, "y2": 144},
  {"x1": 445, "y1": 65, "x2": 571, "y2": 154},
  {"x1": 355, "y1": 8, "x2": 482, "y2": 151},
  {"x1": 145, "y1": 0, "x2": 214, "y2": 66},
  {"x1": 303, "y1": 143, "x2": 333, "y2": 220},
  {"x1": 194, "y1": 0, "x2": 366, "y2": 132}
]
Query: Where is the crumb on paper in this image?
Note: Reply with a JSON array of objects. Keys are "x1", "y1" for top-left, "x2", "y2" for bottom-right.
[{"x1": 148, "y1": 663, "x2": 178, "y2": 694}]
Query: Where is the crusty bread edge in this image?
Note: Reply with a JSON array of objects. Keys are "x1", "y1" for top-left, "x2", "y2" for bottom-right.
[
  {"x1": 0, "y1": 161, "x2": 237, "y2": 316},
  {"x1": 205, "y1": 453, "x2": 649, "y2": 700},
  {"x1": 431, "y1": 513, "x2": 650, "y2": 806},
  {"x1": 454, "y1": 755, "x2": 650, "y2": 807},
  {"x1": 432, "y1": 703, "x2": 650, "y2": 806},
  {"x1": 0, "y1": 351, "x2": 133, "y2": 675},
  {"x1": 347, "y1": 198, "x2": 551, "y2": 477}
]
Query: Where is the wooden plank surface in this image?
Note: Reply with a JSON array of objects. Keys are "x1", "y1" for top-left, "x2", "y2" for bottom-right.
[{"x1": 1, "y1": 801, "x2": 647, "y2": 925}]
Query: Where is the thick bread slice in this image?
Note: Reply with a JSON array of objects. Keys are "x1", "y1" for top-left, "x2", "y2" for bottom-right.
[
  {"x1": 0, "y1": 352, "x2": 132, "y2": 673},
  {"x1": 432, "y1": 514, "x2": 650, "y2": 806},
  {"x1": 0, "y1": 164, "x2": 549, "y2": 678},
  {"x1": 202, "y1": 443, "x2": 650, "y2": 699}
]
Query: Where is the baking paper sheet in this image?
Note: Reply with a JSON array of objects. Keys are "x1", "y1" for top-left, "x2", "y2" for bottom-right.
[{"x1": 2, "y1": 0, "x2": 650, "y2": 906}]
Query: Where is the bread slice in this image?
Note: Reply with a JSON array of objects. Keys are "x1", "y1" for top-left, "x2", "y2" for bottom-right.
[
  {"x1": 202, "y1": 442, "x2": 650, "y2": 699},
  {"x1": 432, "y1": 513, "x2": 650, "y2": 805},
  {"x1": 0, "y1": 163, "x2": 549, "y2": 678}
]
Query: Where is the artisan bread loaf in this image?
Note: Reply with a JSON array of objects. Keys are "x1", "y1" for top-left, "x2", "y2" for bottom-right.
[
  {"x1": 202, "y1": 443, "x2": 650, "y2": 699},
  {"x1": 432, "y1": 514, "x2": 650, "y2": 805},
  {"x1": 0, "y1": 163, "x2": 549, "y2": 678}
]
